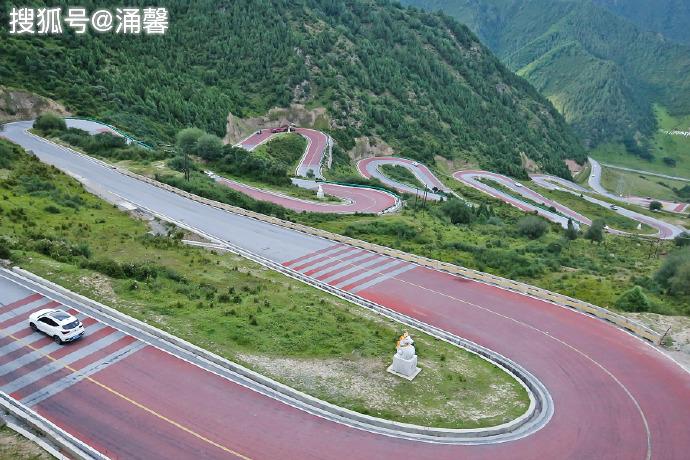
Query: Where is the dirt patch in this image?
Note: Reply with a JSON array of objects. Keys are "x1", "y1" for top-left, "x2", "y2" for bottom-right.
[
  {"x1": 565, "y1": 159, "x2": 583, "y2": 175},
  {"x1": 225, "y1": 104, "x2": 330, "y2": 144},
  {"x1": 626, "y1": 312, "x2": 690, "y2": 371},
  {"x1": 0, "y1": 87, "x2": 69, "y2": 123},
  {"x1": 520, "y1": 153, "x2": 539, "y2": 173},
  {"x1": 347, "y1": 136, "x2": 395, "y2": 161},
  {"x1": 0, "y1": 426, "x2": 54, "y2": 460},
  {"x1": 78, "y1": 274, "x2": 117, "y2": 303}
]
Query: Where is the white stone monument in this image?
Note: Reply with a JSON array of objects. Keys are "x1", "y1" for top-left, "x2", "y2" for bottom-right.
[
  {"x1": 387, "y1": 331, "x2": 421, "y2": 380},
  {"x1": 317, "y1": 184, "x2": 325, "y2": 199}
]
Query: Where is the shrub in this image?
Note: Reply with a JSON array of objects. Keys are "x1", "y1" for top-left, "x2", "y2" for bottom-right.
[
  {"x1": 517, "y1": 216, "x2": 548, "y2": 239},
  {"x1": 195, "y1": 133, "x2": 223, "y2": 160},
  {"x1": 33, "y1": 112, "x2": 66, "y2": 132},
  {"x1": 655, "y1": 248, "x2": 690, "y2": 296},
  {"x1": 662, "y1": 157, "x2": 677, "y2": 167},
  {"x1": 649, "y1": 201, "x2": 662, "y2": 211},
  {"x1": 675, "y1": 232, "x2": 690, "y2": 247},
  {"x1": 564, "y1": 218, "x2": 578, "y2": 240},
  {"x1": 0, "y1": 240, "x2": 11, "y2": 260},
  {"x1": 585, "y1": 219, "x2": 605, "y2": 243},
  {"x1": 440, "y1": 199, "x2": 475, "y2": 225},
  {"x1": 615, "y1": 286, "x2": 652, "y2": 312},
  {"x1": 176, "y1": 127, "x2": 205, "y2": 155}
]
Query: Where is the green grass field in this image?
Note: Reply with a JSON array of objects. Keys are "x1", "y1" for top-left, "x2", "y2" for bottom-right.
[
  {"x1": 0, "y1": 139, "x2": 529, "y2": 429},
  {"x1": 591, "y1": 106, "x2": 690, "y2": 179},
  {"x1": 600, "y1": 167, "x2": 688, "y2": 202},
  {"x1": 379, "y1": 164, "x2": 425, "y2": 189},
  {"x1": 530, "y1": 186, "x2": 655, "y2": 234}
]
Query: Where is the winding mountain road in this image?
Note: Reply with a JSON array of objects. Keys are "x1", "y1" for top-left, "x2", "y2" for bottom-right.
[
  {"x1": 2, "y1": 121, "x2": 690, "y2": 459},
  {"x1": 588, "y1": 158, "x2": 689, "y2": 214}
]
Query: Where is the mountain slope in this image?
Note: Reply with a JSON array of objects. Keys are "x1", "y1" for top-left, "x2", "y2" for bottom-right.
[
  {"x1": 403, "y1": 0, "x2": 690, "y2": 147},
  {"x1": 592, "y1": 0, "x2": 690, "y2": 45},
  {"x1": 0, "y1": 0, "x2": 583, "y2": 177}
]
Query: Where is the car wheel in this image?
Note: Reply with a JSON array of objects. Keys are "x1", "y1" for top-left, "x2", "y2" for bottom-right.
[
  {"x1": 53, "y1": 335, "x2": 62, "y2": 345},
  {"x1": 30, "y1": 322, "x2": 38, "y2": 331}
]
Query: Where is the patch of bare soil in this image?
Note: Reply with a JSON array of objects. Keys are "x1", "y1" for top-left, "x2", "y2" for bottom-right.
[
  {"x1": 565, "y1": 159, "x2": 584, "y2": 175},
  {"x1": 348, "y1": 136, "x2": 395, "y2": 161},
  {"x1": 0, "y1": 87, "x2": 69, "y2": 123},
  {"x1": 520, "y1": 152, "x2": 539, "y2": 173},
  {"x1": 0, "y1": 426, "x2": 54, "y2": 460},
  {"x1": 626, "y1": 312, "x2": 690, "y2": 371},
  {"x1": 225, "y1": 104, "x2": 329, "y2": 144},
  {"x1": 78, "y1": 274, "x2": 117, "y2": 303}
]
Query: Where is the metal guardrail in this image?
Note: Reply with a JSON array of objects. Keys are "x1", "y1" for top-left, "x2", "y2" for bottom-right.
[
  {"x1": 0, "y1": 392, "x2": 107, "y2": 459},
  {"x1": 8, "y1": 267, "x2": 550, "y2": 443},
  {"x1": 112, "y1": 167, "x2": 662, "y2": 344},
  {"x1": 64, "y1": 117, "x2": 153, "y2": 150}
]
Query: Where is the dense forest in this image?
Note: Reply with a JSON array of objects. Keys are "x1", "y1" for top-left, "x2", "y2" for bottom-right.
[
  {"x1": 0, "y1": 0, "x2": 585, "y2": 178},
  {"x1": 592, "y1": 0, "x2": 690, "y2": 45},
  {"x1": 403, "y1": 0, "x2": 690, "y2": 148}
]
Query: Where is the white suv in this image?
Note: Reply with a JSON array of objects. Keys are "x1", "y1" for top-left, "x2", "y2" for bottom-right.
[{"x1": 28, "y1": 309, "x2": 85, "y2": 344}]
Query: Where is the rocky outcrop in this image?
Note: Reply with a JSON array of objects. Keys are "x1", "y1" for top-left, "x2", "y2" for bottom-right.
[
  {"x1": 225, "y1": 104, "x2": 329, "y2": 145},
  {"x1": 0, "y1": 87, "x2": 69, "y2": 123}
]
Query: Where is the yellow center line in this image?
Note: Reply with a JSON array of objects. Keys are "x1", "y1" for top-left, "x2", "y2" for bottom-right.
[{"x1": 3, "y1": 332, "x2": 252, "y2": 460}]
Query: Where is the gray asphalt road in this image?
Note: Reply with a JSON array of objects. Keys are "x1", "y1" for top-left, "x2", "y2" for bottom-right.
[
  {"x1": 2, "y1": 121, "x2": 330, "y2": 263},
  {"x1": 599, "y1": 161, "x2": 690, "y2": 182}
]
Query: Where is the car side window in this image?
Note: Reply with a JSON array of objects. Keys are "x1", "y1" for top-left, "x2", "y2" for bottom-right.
[{"x1": 39, "y1": 317, "x2": 57, "y2": 327}]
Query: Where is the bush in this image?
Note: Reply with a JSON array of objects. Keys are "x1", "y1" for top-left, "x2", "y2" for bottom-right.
[
  {"x1": 585, "y1": 219, "x2": 605, "y2": 243},
  {"x1": 33, "y1": 112, "x2": 66, "y2": 132},
  {"x1": 564, "y1": 218, "x2": 578, "y2": 240},
  {"x1": 196, "y1": 133, "x2": 223, "y2": 160},
  {"x1": 176, "y1": 127, "x2": 205, "y2": 155},
  {"x1": 675, "y1": 232, "x2": 690, "y2": 247},
  {"x1": 662, "y1": 157, "x2": 677, "y2": 167},
  {"x1": 0, "y1": 240, "x2": 11, "y2": 260},
  {"x1": 517, "y1": 216, "x2": 548, "y2": 239},
  {"x1": 655, "y1": 248, "x2": 690, "y2": 296},
  {"x1": 440, "y1": 199, "x2": 475, "y2": 225},
  {"x1": 649, "y1": 201, "x2": 662, "y2": 211},
  {"x1": 615, "y1": 286, "x2": 652, "y2": 312}
]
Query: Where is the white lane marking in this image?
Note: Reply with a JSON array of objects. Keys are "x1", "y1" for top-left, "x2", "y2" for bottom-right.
[
  {"x1": 333, "y1": 260, "x2": 405, "y2": 289},
  {"x1": 350, "y1": 264, "x2": 416, "y2": 293},
  {"x1": 305, "y1": 251, "x2": 376, "y2": 277},
  {"x1": 292, "y1": 247, "x2": 361, "y2": 272},
  {"x1": 2, "y1": 331, "x2": 125, "y2": 394},
  {"x1": 0, "y1": 299, "x2": 54, "y2": 323},
  {"x1": 319, "y1": 255, "x2": 389, "y2": 283},
  {"x1": 23, "y1": 341, "x2": 146, "y2": 407},
  {"x1": 284, "y1": 244, "x2": 346, "y2": 268}
]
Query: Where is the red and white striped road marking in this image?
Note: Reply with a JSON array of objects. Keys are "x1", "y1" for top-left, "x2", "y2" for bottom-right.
[
  {"x1": 0, "y1": 291, "x2": 147, "y2": 408},
  {"x1": 284, "y1": 246, "x2": 415, "y2": 294}
]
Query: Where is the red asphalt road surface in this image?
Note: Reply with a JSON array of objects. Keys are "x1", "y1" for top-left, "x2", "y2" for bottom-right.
[
  {"x1": 227, "y1": 127, "x2": 399, "y2": 213},
  {"x1": 358, "y1": 156, "x2": 451, "y2": 196},
  {"x1": 214, "y1": 176, "x2": 397, "y2": 214},
  {"x1": 236, "y1": 128, "x2": 326, "y2": 177},
  {"x1": 2, "y1": 241, "x2": 690, "y2": 459}
]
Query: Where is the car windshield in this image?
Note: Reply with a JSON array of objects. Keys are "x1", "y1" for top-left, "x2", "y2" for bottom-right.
[{"x1": 62, "y1": 320, "x2": 80, "y2": 330}]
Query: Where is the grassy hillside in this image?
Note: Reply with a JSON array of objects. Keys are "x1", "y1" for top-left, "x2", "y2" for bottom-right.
[
  {"x1": 403, "y1": 0, "x2": 690, "y2": 148},
  {"x1": 0, "y1": 0, "x2": 584, "y2": 178}
]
